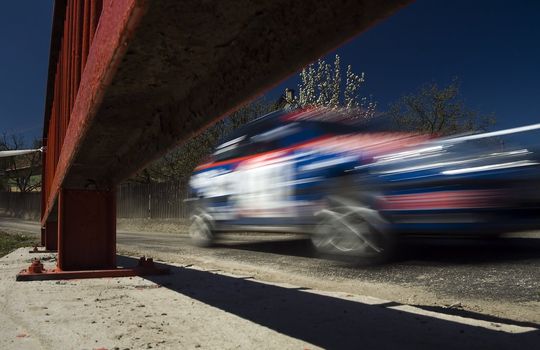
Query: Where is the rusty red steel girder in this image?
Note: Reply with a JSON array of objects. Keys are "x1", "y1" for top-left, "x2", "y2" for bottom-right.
[
  {"x1": 20, "y1": 0, "x2": 162, "y2": 280},
  {"x1": 42, "y1": 0, "x2": 144, "y2": 225},
  {"x1": 42, "y1": 0, "x2": 104, "y2": 221},
  {"x1": 21, "y1": 0, "x2": 412, "y2": 281}
]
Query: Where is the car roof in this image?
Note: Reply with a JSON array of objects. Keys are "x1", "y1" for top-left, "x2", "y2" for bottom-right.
[
  {"x1": 218, "y1": 109, "x2": 290, "y2": 144},
  {"x1": 219, "y1": 108, "x2": 398, "y2": 145}
]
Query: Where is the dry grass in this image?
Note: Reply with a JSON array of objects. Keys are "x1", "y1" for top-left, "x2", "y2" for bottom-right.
[{"x1": 0, "y1": 230, "x2": 38, "y2": 257}]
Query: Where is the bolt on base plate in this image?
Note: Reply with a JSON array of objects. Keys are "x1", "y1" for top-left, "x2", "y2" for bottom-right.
[{"x1": 29, "y1": 246, "x2": 57, "y2": 254}]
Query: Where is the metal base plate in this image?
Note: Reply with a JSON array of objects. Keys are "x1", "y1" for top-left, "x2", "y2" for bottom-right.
[{"x1": 16, "y1": 257, "x2": 169, "y2": 281}]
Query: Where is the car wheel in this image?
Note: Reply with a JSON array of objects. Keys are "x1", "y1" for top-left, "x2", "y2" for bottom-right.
[
  {"x1": 189, "y1": 209, "x2": 215, "y2": 247},
  {"x1": 312, "y1": 195, "x2": 395, "y2": 264}
]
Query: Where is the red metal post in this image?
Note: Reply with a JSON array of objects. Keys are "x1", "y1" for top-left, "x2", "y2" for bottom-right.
[
  {"x1": 40, "y1": 228, "x2": 45, "y2": 247},
  {"x1": 57, "y1": 189, "x2": 116, "y2": 270},
  {"x1": 45, "y1": 221, "x2": 58, "y2": 250},
  {"x1": 89, "y1": 0, "x2": 101, "y2": 47},
  {"x1": 81, "y1": 0, "x2": 90, "y2": 70},
  {"x1": 45, "y1": 220, "x2": 58, "y2": 251},
  {"x1": 19, "y1": 187, "x2": 167, "y2": 279},
  {"x1": 40, "y1": 138, "x2": 47, "y2": 247},
  {"x1": 74, "y1": 0, "x2": 83, "y2": 95},
  {"x1": 31, "y1": 220, "x2": 57, "y2": 254},
  {"x1": 60, "y1": 7, "x2": 68, "y2": 144}
]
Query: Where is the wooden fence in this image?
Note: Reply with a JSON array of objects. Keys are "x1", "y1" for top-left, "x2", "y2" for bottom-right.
[
  {"x1": 0, "y1": 181, "x2": 191, "y2": 220},
  {"x1": 0, "y1": 191, "x2": 41, "y2": 220},
  {"x1": 117, "y1": 181, "x2": 190, "y2": 219}
]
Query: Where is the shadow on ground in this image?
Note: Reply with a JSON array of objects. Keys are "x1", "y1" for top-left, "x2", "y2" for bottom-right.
[
  {"x1": 397, "y1": 237, "x2": 540, "y2": 264},
  {"x1": 214, "y1": 236, "x2": 540, "y2": 265},
  {"x1": 118, "y1": 256, "x2": 540, "y2": 349}
]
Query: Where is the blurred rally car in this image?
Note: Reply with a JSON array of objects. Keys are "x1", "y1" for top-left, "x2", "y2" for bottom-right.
[{"x1": 187, "y1": 107, "x2": 540, "y2": 263}]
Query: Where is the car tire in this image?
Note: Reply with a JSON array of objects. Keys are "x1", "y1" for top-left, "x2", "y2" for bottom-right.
[
  {"x1": 189, "y1": 208, "x2": 215, "y2": 247},
  {"x1": 311, "y1": 194, "x2": 395, "y2": 264}
]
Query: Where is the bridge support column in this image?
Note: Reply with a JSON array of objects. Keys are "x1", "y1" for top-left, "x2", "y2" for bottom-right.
[
  {"x1": 31, "y1": 221, "x2": 57, "y2": 254},
  {"x1": 45, "y1": 220, "x2": 58, "y2": 251},
  {"x1": 57, "y1": 189, "x2": 116, "y2": 270},
  {"x1": 17, "y1": 189, "x2": 168, "y2": 281}
]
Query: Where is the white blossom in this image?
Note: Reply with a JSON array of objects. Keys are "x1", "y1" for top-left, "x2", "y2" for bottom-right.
[{"x1": 294, "y1": 54, "x2": 376, "y2": 120}]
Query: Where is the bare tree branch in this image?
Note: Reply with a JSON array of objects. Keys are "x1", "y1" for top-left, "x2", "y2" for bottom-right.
[
  {"x1": 0, "y1": 134, "x2": 42, "y2": 192},
  {"x1": 387, "y1": 79, "x2": 495, "y2": 136}
]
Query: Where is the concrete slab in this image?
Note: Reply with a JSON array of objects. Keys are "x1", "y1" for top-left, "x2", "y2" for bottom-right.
[
  {"x1": 1, "y1": 248, "x2": 539, "y2": 350},
  {"x1": 1, "y1": 249, "x2": 315, "y2": 350}
]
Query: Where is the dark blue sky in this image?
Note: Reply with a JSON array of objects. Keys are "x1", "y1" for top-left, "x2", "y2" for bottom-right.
[
  {"x1": 0, "y1": 1, "x2": 53, "y2": 143},
  {"x1": 271, "y1": 0, "x2": 540, "y2": 130},
  {"x1": 1, "y1": 1, "x2": 539, "y2": 144}
]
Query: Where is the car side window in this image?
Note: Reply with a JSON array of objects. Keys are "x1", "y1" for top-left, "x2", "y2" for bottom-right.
[
  {"x1": 213, "y1": 135, "x2": 248, "y2": 161},
  {"x1": 248, "y1": 123, "x2": 300, "y2": 154},
  {"x1": 212, "y1": 120, "x2": 300, "y2": 161}
]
